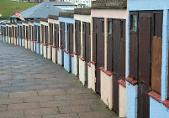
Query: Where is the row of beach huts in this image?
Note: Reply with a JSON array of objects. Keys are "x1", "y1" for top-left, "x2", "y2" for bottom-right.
[{"x1": 0, "y1": 0, "x2": 169, "y2": 118}]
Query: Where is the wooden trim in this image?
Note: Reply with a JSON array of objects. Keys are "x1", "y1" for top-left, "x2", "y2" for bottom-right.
[
  {"x1": 126, "y1": 76, "x2": 138, "y2": 85},
  {"x1": 118, "y1": 79, "x2": 126, "y2": 88},
  {"x1": 148, "y1": 91, "x2": 161, "y2": 103},
  {"x1": 91, "y1": 61, "x2": 96, "y2": 65},
  {"x1": 87, "y1": 62, "x2": 91, "y2": 67},
  {"x1": 163, "y1": 100, "x2": 169, "y2": 108},
  {"x1": 100, "y1": 67, "x2": 113, "y2": 76},
  {"x1": 80, "y1": 57, "x2": 85, "y2": 61}
]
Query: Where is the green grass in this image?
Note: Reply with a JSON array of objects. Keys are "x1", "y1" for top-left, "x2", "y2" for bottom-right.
[{"x1": 0, "y1": 0, "x2": 37, "y2": 20}]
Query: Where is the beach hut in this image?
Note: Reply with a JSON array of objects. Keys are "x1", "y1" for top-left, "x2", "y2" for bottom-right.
[
  {"x1": 22, "y1": 21, "x2": 28, "y2": 49},
  {"x1": 47, "y1": 15, "x2": 57, "y2": 60},
  {"x1": 59, "y1": 11, "x2": 74, "y2": 72},
  {"x1": 74, "y1": 8, "x2": 91, "y2": 85},
  {"x1": 27, "y1": 21, "x2": 33, "y2": 50},
  {"x1": 0, "y1": 24, "x2": 6, "y2": 43},
  {"x1": 10, "y1": 23, "x2": 17, "y2": 45},
  {"x1": 7, "y1": 24, "x2": 12, "y2": 44},
  {"x1": 91, "y1": 0, "x2": 127, "y2": 117},
  {"x1": 126, "y1": 0, "x2": 169, "y2": 118},
  {"x1": 17, "y1": 22, "x2": 23, "y2": 47},
  {"x1": 34, "y1": 20, "x2": 41, "y2": 54},
  {"x1": 48, "y1": 15, "x2": 59, "y2": 64},
  {"x1": 40, "y1": 19, "x2": 48, "y2": 59}
]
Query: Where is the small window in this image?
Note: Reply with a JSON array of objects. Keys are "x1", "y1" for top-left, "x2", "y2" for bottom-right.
[
  {"x1": 108, "y1": 21, "x2": 112, "y2": 34},
  {"x1": 131, "y1": 15, "x2": 137, "y2": 32},
  {"x1": 133, "y1": 15, "x2": 137, "y2": 32}
]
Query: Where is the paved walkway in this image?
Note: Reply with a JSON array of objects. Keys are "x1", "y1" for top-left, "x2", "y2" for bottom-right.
[{"x1": 0, "y1": 40, "x2": 118, "y2": 118}]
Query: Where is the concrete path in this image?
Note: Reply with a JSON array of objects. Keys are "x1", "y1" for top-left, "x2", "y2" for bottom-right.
[{"x1": 0, "y1": 41, "x2": 118, "y2": 118}]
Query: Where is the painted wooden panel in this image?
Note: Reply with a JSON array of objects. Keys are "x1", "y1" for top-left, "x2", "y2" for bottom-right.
[
  {"x1": 107, "y1": 19, "x2": 113, "y2": 71},
  {"x1": 75, "y1": 20, "x2": 81, "y2": 56},
  {"x1": 138, "y1": 13, "x2": 152, "y2": 86},
  {"x1": 137, "y1": 84, "x2": 150, "y2": 118},
  {"x1": 92, "y1": 18, "x2": 97, "y2": 62},
  {"x1": 101, "y1": 70, "x2": 113, "y2": 109},
  {"x1": 96, "y1": 18, "x2": 105, "y2": 95},
  {"x1": 119, "y1": 84, "x2": 126, "y2": 117},
  {"x1": 129, "y1": 13, "x2": 139, "y2": 79},
  {"x1": 54, "y1": 24, "x2": 59, "y2": 48},
  {"x1": 85, "y1": 23, "x2": 91, "y2": 63},
  {"x1": 151, "y1": 12, "x2": 163, "y2": 94}
]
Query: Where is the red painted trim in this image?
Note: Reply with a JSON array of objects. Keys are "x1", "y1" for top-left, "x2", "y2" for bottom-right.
[
  {"x1": 73, "y1": 52, "x2": 78, "y2": 55},
  {"x1": 80, "y1": 57, "x2": 85, "y2": 61},
  {"x1": 87, "y1": 62, "x2": 91, "y2": 67},
  {"x1": 64, "y1": 50, "x2": 69, "y2": 54},
  {"x1": 126, "y1": 76, "x2": 138, "y2": 85},
  {"x1": 70, "y1": 53, "x2": 74, "y2": 57},
  {"x1": 163, "y1": 100, "x2": 169, "y2": 108},
  {"x1": 148, "y1": 91, "x2": 161, "y2": 103},
  {"x1": 91, "y1": 61, "x2": 96, "y2": 65},
  {"x1": 100, "y1": 67, "x2": 113, "y2": 77},
  {"x1": 52, "y1": 45, "x2": 57, "y2": 48},
  {"x1": 118, "y1": 79, "x2": 126, "y2": 88}
]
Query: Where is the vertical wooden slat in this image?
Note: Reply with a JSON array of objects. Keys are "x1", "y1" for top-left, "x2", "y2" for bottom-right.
[
  {"x1": 82, "y1": 22, "x2": 86, "y2": 59},
  {"x1": 86, "y1": 23, "x2": 91, "y2": 63},
  {"x1": 138, "y1": 84, "x2": 150, "y2": 118},
  {"x1": 138, "y1": 13, "x2": 152, "y2": 85},
  {"x1": 75, "y1": 20, "x2": 81, "y2": 56},
  {"x1": 107, "y1": 19, "x2": 113, "y2": 71},
  {"x1": 92, "y1": 18, "x2": 97, "y2": 62},
  {"x1": 112, "y1": 19, "x2": 126, "y2": 114},
  {"x1": 151, "y1": 12, "x2": 163, "y2": 94},
  {"x1": 96, "y1": 18, "x2": 104, "y2": 94},
  {"x1": 69, "y1": 24, "x2": 74, "y2": 54},
  {"x1": 129, "y1": 13, "x2": 138, "y2": 79}
]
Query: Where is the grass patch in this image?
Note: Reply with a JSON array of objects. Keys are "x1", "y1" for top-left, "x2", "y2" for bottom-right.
[{"x1": 0, "y1": 0, "x2": 37, "y2": 20}]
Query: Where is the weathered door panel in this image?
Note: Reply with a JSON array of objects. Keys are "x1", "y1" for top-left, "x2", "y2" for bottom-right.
[
  {"x1": 69, "y1": 24, "x2": 74, "y2": 54},
  {"x1": 107, "y1": 19, "x2": 113, "y2": 71},
  {"x1": 96, "y1": 18, "x2": 104, "y2": 94},
  {"x1": 138, "y1": 13, "x2": 152, "y2": 86},
  {"x1": 151, "y1": 12, "x2": 163, "y2": 94},
  {"x1": 151, "y1": 37, "x2": 162, "y2": 94},
  {"x1": 112, "y1": 19, "x2": 126, "y2": 115},
  {"x1": 113, "y1": 73, "x2": 120, "y2": 114},
  {"x1": 75, "y1": 21, "x2": 81, "y2": 56},
  {"x1": 92, "y1": 18, "x2": 97, "y2": 62},
  {"x1": 82, "y1": 23, "x2": 86, "y2": 59},
  {"x1": 129, "y1": 13, "x2": 139, "y2": 79},
  {"x1": 86, "y1": 23, "x2": 91, "y2": 63},
  {"x1": 138, "y1": 84, "x2": 150, "y2": 118},
  {"x1": 60, "y1": 22, "x2": 65, "y2": 66},
  {"x1": 113, "y1": 20, "x2": 121, "y2": 74}
]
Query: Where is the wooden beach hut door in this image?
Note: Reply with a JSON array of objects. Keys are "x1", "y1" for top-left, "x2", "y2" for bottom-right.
[
  {"x1": 67, "y1": 23, "x2": 74, "y2": 72},
  {"x1": 130, "y1": 11, "x2": 162, "y2": 118},
  {"x1": 110, "y1": 19, "x2": 126, "y2": 114},
  {"x1": 75, "y1": 20, "x2": 81, "y2": 76},
  {"x1": 95, "y1": 18, "x2": 104, "y2": 95},
  {"x1": 84, "y1": 22, "x2": 91, "y2": 86},
  {"x1": 60, "y1": 22, "x2": 65, "y2": 66}
]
